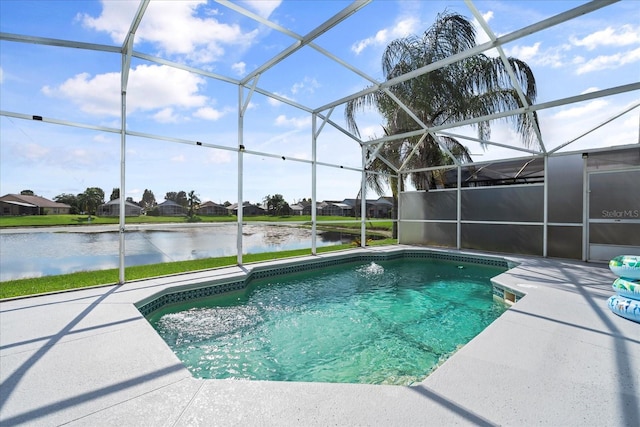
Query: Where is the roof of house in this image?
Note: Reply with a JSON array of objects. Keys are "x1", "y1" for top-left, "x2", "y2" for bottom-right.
[
  {"x1": 341, "y1": 198, "x2": 393, "y2": 207},
  {"x1": 227, "y1": 202, "x2": 263, "y2": 210},
  {"x1": 157, "y1": 200, "x2": 184, "y2": 207},
  {"x1": 323, "y1": 202, "x2": 352, "y2": 209},
  {"x1": 0, "y1": 194, "x2": 70, "y2": 208},
  {"x1": 100, "y1": 198, "x2": 141, "y2": 208},
  {"x1": 199, "y1": 201, "x2": 226, "y2": 208}
]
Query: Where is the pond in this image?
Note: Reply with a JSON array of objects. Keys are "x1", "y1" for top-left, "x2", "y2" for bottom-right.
[{"x1": 0, "y1": 224, "x2": 360, "y2": 281}]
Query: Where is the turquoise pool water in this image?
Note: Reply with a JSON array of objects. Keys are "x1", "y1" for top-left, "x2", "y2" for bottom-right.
[{"x1": 148, "y1": 258, "x2": 508, "y2": 385}]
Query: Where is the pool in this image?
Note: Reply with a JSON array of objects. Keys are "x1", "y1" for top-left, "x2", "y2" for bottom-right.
[{"x1": 146, "y1": 255, "x2": 510, "y2": 385}]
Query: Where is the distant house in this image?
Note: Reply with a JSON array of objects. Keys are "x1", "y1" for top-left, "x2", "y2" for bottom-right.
[
  {"x1": 97, "y1": 198, "x2": 142, "y2": 217},
  {"x1": 157, "y1": 200, "x2": 185, "y2": 216},
  {"x1": 197, "y1": 201, "x2": 229, "y2": 216},
  {"x1": 318, "y1": 201, "x2": 353, "y2": 216},
  {"x1": 0, "y1": 194, "x2": 71, "y2": 216},
  {"x1": 290, "y1": 200, "x2": 312, "y2": 216},
  {"x1": 342, "y1": 197, "x2": 393, "y2": 218},
  {"x1": 227, "y1": 202, "x2": 265, "y2": 216}
]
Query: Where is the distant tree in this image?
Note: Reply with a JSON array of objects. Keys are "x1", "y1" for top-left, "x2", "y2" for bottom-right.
[
  {"x1": 187, "y1": 190, "x2": 200, "y2": 218},
  {"x1": 263, "y1": 194, "x2": 290, "y2": 216},
  {"x1": 20, "y1": 189, "x2": 35, "y2": 196},
  {"x1": 54, "y1": 193, "x2": 80, "y2": 214},
  {"x1": 165, "y1": 191, "x2": 188, "y2": 207},
  {"x1": 345, "y1": 12, "x2": 538, "y2": 238},
  {"x1": 110, "y1": 188, "x2": 120, "y2": 201},
  {"x1": 77, "y1": 187, "x2": 105, "y2": 216},
  {"x1": 125, "y1": 197, "x2": 136, "y2": 204},
  {"x1": 176, "y1": 191, "x2": 188, "y2": 207},
  {"x1": 140, "y1": 189, "x2": 156, "y2": 210},
  {"x1": 223, "y1": 201, "x2": 231, "y2": 207}
]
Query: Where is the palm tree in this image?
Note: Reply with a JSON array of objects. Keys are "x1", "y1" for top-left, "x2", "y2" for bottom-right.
[
  {"x1": 187, "y1": 190, "x2": 200, "y2": 218},
  {"x1": 346, "y1": 12, "x2": 538, "y2": 236}
]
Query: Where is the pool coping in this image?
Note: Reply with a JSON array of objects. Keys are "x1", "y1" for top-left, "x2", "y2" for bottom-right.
[
  {"x1": 135, "y1": 247, "x2": 515, "y2": 317},
  {"x1": 1, "y1": 245, "x2": 638, "y2": 426}
]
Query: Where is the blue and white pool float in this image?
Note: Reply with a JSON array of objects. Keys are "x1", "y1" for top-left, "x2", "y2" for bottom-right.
[
  {"x1": 608, "y1": 255, "x2": 640, "y2": 323},
  {"x1": 609, "y1": 255, "x2": 640, "y2": 280},
  {"x1": 608, "y1": 295, "x2": 640, "y2": 323},
  {"x1": 612, "y1": 277, "x2": 640, "y2": 300}
]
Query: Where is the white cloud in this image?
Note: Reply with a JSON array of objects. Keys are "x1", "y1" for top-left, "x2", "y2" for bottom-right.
[
  {"x1": 570, "y1": 25, "x2": 640, "y2": 50},
  {"x1": 504, "y1": 42, "x2": 540, "y2": 63},
  {"x1": 42, "y1": 64, "x2": 208, "y2": 119},
  {"x1": 204, "y1": 150, "x2": 232, "y2": 164},
  {"x1": 351, "y1": 17, "x2": 419, "y2": 55},
  {"x1": 11, "y1": 142, "x2": 50, "y2": 162},
  {"x1": 575, "y1": 47, "x2": 640, "y2": 74},
  {"x1": 153, "y1": 108, "x2": 180, "y2": 123},
  {"x1": 0, "y1": 66, "x2": 4, "y2": 84},
  {"x1": 194, "y1": 106, "x2": 230, "y2": 121},
  {"x1": 471, "y1": 11, "x2": 494, "y2": 46},
  {"x1": 76, "y1": 0, "x2": 139, "y2": 42},
  {"x1": 232, "y1": 61, "x2": 246, "y2": 76},
  {"x1": 240, "y1": 0, "x2": 282, "y2": 18},
  {"x1": 572, "y1": 55, "x2": 585, "y2": 65},
  {"x1": 360, "y1": 125, "x2": 381, "y2": 141},
  {"x1": 68, "y1": 148, "x2": 95, "y2": 167},
  {"x1": 171, "y1": 154, "x2": 186, "y2": 163},
  {"x1": 552, "y1": 99, "x2": 609, "y2": 119},
  {"x1": 274, "y1": 114, "x2": 310, "y2": 129},
  {"x1": 291, "y1": 77, "x2": 320, "y2": 95},
  {"x1": 80, "y1": 0, "x2": 259, "y2": 64},
  {"x1": 504, "y1": 43, "x2": 569, "y2": 68},
  {"x1": 505, "y1": 23, "x2": 640, "y2": 74}
]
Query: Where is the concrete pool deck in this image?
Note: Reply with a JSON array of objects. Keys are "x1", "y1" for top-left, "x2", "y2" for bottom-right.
[{"x1": 1, "y1": 246, "x2": 638, "y2": 426}]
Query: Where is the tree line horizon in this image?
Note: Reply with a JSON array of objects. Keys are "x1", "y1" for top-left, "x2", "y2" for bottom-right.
[{"x1": 17, "y1": 188, "x2": 317, "y2": 218}]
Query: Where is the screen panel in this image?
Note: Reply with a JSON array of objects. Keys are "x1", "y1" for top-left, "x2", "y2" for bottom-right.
[
  {"x1": 589, "y1": 170, "x2": 640, "y2": 219},
  {"x1": 461, "y1": 223, "x2": 543, "y2": 255},
  {"x1": 461, "y1": 185, "x2": 544, "y2": 222},
  {"x1": 547, "y1": 226, "x2": 583, "y2": 259},
  {"x1": 548, "y1": 154, "x2": 584, "y2": 223},
  {"x1": 398, "y1": 222, "x2": 456, "y2": 247},
  {"x1": 399, "y1": 191, "x2": 457, "y2": 220}
]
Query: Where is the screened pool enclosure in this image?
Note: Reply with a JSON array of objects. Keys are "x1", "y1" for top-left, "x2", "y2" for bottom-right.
[{"x1": 1, "y1": 0, "x2": 639, "y2": 283}]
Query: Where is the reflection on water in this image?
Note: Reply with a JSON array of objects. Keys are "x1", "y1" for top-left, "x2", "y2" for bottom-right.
[{"x1": 0, "y1": 224, "x2": 357, "y2": 281}]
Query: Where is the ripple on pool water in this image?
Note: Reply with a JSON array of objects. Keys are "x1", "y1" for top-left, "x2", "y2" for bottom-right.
[{"x1": 150, "y1": 258, "x2": 508, "y2": 385}]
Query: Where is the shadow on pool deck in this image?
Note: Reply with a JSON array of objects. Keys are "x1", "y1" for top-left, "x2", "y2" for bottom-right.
[
  {"x1": 1, "y1": 248, "x2": 638, "y2": 426},
  {"x1": 409, "y1": 384, "x2": 498, "y2": 426}
]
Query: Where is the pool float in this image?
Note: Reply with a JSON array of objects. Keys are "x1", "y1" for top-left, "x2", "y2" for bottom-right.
[
  {"x1": 612, "y1": 277, "x2": 640, "y2": 300},
  {"x1": 609, "y1": 255, "x2": 640, "y2": 279},
  {"x1": 607, "y1": 295, "x2": 640, "y2": 323}
]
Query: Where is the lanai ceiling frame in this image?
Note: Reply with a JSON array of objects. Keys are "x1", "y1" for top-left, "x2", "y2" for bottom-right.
[
  {"x1": 1, "y1": 0, "x2": 639, "y2": 282},
  {"x1": 318, "y1": 0, "x2": 636, "y2": 179},
  {"x1": 2, "y1": 0, "x2": 636, "y2": 171}
]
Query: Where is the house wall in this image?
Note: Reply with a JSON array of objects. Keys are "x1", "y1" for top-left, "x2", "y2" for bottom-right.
[
  {"x1": 98, "y1": 204, "x2": 141, "y2": 217},
  {"x1": 0, "y1": 201, "x2": 38, "y2": 216},
  {"x1": 198, "y1": 206, "x2": 228, "y2": 215},
  {"x1": 398, "y1": 146, "x2": 640, "y2": 260}
]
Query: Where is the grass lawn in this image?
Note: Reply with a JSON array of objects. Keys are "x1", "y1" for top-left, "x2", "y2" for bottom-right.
[
  {"x1": 0, "y1": 238, "x2": 397, "y2": 299},
  {"x1": 1, "y1": 214, "x2": 395, "y2": 299}
]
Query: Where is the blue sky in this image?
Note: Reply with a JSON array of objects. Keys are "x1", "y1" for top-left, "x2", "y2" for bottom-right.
[{"x1": 1, "y1": 0, "x2": 638, "y2": 206}]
